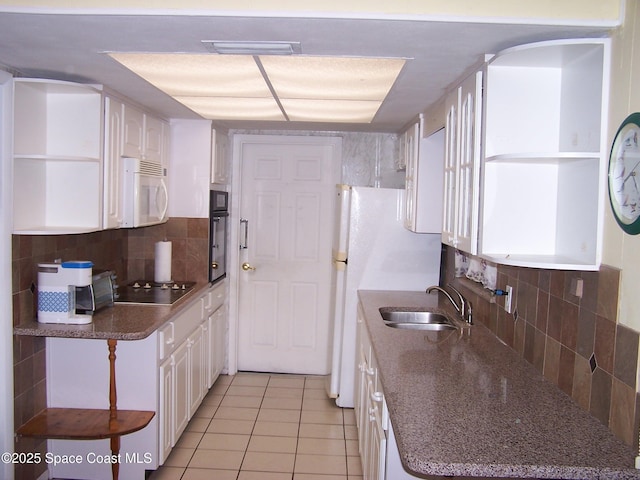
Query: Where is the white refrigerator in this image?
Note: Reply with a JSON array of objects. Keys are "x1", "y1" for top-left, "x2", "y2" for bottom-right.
[{"x1": 327, "y1": 185, "x2": 442, "y2": 407}]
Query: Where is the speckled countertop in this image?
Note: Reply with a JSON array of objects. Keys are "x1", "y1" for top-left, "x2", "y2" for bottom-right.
[
  {"x1": 358, "y1": 290, "x2": 640, "y2": 479},
  {"x1": 14, "y1": 283, "x2": 211, "y2": 340}
]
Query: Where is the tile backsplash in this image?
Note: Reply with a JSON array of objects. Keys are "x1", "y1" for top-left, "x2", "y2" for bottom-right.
[
  {"x1": 125, "y1": 217, "x2": 209, "y2": 284},
  {"x1": 10, "y1": 218, "x2": 209, "y2": 480},
  {"x1": 12, "y1": 228, "x2": 128, "y2": 480},
  {"x1": 442, "y1": 245, "x2": 639, "y2": 449}
]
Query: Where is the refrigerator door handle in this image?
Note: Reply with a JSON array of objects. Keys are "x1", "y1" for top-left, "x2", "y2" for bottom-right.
[{"x1": 240, "y1": 218, "x2": 249, "y2": 249}]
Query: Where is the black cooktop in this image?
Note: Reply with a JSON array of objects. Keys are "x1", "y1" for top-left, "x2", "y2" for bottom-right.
[{"x1": 115, "y1": 280, "x2": 196, "y2": 305}]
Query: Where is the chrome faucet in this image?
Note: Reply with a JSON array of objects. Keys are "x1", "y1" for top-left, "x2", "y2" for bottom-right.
[
  {"x1": 448, "y1": 284, "x2": 473, "y2": 324},
  {"x1": 426, "y1": 284, "x2": 473, "y2": 324}
]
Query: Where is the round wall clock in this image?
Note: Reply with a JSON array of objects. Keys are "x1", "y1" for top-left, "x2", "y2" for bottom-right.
[{"x1": 609, "y1": 112, "x2": 640, "y2": 235}]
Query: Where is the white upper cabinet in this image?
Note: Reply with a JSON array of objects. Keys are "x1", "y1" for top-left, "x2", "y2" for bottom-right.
[
  {"x1": 13, "y1": 78, "x2": 104, "y2": 234},
  {"x1": 122, "y1": 103, "x2": 144, "y2": 159},
  {"x1": 103, "y1": 95, "x2": 124, "y2": 230},
  {"x1": 145, "y1": 114, "x2": 168, "y2": 166},
  {"x1": 403, "y1": 115, "x2": 444, "y2": 233},
  {"x1": 122, "y1": 102, "x2": 168, "y2": 165},
  {"x1": 169, "y1": 119, "x2": 213, "y2": 218},
  {"x1": 479, "y1": 39, "x2": 610, "y2": 270},
  {"x1": 402, "y1": 119, "x2": 420, "y2": 230},
  {"x1": 104, "y1": 95, "x2": 170, "y2": 229},
  {"x1": 211, "y1": 127, "x2": 230, "y2": 185},
  {"x1": 441, "y1": 70, "x2": 483, "y2": 254},
  {"x1": 12, "y1": 78, "x2": 170, "y2": 234}
]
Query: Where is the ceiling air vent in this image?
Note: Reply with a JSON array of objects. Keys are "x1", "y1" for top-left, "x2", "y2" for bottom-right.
[{"x1": 201, "y1": 41, "x2": 302, "y2": 55}]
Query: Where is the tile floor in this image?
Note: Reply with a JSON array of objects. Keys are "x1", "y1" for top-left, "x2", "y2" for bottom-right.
[{"x1": 148, "y1": 372, "x2": 363, "y2": 480}]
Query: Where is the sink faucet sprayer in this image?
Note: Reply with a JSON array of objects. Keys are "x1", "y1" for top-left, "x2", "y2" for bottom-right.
[{"x1": 426, "y1": 284, "x2": 473, "y2": 324}]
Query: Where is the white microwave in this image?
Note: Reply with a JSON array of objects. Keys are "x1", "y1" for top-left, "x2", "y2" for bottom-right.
[{"x1": 121, "y1": 157, "x2": 168, "y2": 228}]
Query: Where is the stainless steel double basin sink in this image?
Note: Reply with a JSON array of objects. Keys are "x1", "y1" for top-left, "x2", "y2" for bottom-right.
[{"x1": 379, "y1": 307, "x2": 457, "y2": 331}]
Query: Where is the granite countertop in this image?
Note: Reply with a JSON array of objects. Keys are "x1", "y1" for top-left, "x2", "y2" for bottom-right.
[
  {"x1": 358, "y1": 289, "x2": 640, "y2": 480},
  {"x1": 14, "y1": 282, "x2": 211, "y2": 341}
]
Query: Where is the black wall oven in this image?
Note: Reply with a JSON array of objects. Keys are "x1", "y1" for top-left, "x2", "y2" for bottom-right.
[{"x1": 209, "y1": 190, "x2": 228, "y2": 284}]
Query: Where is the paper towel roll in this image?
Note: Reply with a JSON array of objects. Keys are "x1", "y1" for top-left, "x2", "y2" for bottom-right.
[{"x1": 154, "y1": 241, "x2": 172, "y2": 283}]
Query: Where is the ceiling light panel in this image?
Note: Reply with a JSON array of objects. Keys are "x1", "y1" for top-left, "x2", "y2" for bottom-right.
[
  {"x1": 176, "y1": 96, "x2": 286, "y2": 121},
  {"x1": 108, "y1": 52, "x2": 407, "y2": 124},
  {"x1": 281, "y1": 98, "x2": 383, "y2": 123},
  {"x1": 109, "y1": 53, "x2": 271, "y2": 97},
  {"x1": 259, "y1": 56, "x2": 406, "y2": 101}
]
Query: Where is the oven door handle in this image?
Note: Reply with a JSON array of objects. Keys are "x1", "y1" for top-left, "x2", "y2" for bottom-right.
[{"x1": 240, "y1": 218, "x2": 249, "y2": 249}]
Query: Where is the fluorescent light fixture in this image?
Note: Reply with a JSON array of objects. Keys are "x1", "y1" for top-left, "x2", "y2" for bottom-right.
[
  {"x1": 202, "y1": 41, "x2": 302, "y2": 55},
  {"x1": 260, "y1": 56, "x2": 405, "y2": 101},
  {"x1": 110, "y1": 53, "x2": 271, "y2": 97},
  {"x1": 108, "y1": 51, "x2": 406, "y2": 123},
  {"x1": 281, "y1": 98, "x2": 383, "y2": 123},
  {"x1": 176, "y1": 96, "x2": 286, "y2": 121}
]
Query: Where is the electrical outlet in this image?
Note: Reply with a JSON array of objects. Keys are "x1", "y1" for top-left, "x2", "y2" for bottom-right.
[
  {"x1": 505, "y1": 285, "x2": 514, "y2": 314},
  {"x1": 570, "y1": 277, "x2": 584, "y2": 298}
]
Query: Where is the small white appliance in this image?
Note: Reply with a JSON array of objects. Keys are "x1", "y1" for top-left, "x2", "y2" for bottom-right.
[
  {"x1": 37, "y1": 261, "x2": 94, "y2": 324},
  {"x1": 327, "y1": 185, "x2": 442, "y2": 407},
  {"x1": 121, "y1": 157, "x2": 169, "y2": 228}
]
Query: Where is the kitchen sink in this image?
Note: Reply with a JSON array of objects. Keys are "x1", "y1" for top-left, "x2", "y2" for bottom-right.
[{"x1": 379, "y1": 308, "x2": 457, "y2": 331}]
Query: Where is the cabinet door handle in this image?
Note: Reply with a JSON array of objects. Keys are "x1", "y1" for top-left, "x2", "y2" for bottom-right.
[{"x1": 369, "y1": 406, "x2": 378, "y2": 422}]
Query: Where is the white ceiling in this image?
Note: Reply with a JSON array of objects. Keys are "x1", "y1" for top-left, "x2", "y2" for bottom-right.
[{"x1": 0, "y1": 11, "x2": 616, "y2": 133}]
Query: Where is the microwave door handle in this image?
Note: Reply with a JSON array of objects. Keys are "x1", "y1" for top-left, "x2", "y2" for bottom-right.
[
  {"x1": 240, "y1": 218, "x2": 249, "y2": 249},
  {"x1": 157, "y1": 178, "x2": 169, "y2": 220}
]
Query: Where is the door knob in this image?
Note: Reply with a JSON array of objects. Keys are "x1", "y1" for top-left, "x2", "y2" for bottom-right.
[
  {"x1": 241, "y1": 262, "x2": 256, "y2": 271},
  {"x1": 211, "y1": 262, "x2": 218, "y2": 270}
]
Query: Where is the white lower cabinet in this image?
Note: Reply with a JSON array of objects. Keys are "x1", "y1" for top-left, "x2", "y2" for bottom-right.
[
  {"x1": 171, "y1": 339, "x2": 190, "y2": 443},
  {"x1": 158, "y1": 356, "x2": 173, "y2": 464},
  {"x1": 188, "y1": 326, "x2": 206, "y2": 418},
  {"x1": 355, "y1": 304, "x2": 388, "y2": 480},
  {"x1": 355, "y1": 302, "x2": 420, "y2": 480},
  {"x1": 207, "y1": 306, "x2": 225, "y2": 388},
  {"x1": 158, "y1": 281, "x2": 226, "y2": 465},
  {"x1": 46, "y1": 282, "x2": 226, "y2": 480}
]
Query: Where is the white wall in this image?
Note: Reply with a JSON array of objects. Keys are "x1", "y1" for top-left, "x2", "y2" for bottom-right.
[
  {"x1": 0, "y1": 70, "x2": 15, "y2": 480},
  {"x1": 602, "y1": 0, "x2": 640, "y2": 335},
  {"x1": 0, "y1": 0, "x2": 622, "y2": 25}
]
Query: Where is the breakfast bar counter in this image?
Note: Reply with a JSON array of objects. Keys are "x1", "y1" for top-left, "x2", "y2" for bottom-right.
[
  {"x1": 358, "y1": 289, "x2": 640, "y2": 479},
  {"x1": 13, "y1": 282, "x2": 210, "y2": 340}
]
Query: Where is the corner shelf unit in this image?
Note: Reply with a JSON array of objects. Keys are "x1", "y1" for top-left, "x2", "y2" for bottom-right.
[
  {"x1": 16, "y1": 339, "x2": 154, "y2": 480},
  {"x1": 479, "y1": 39, "x2": 610, "y2": 270},
  {"x1": 12, "y1": 78, "x2": 104, "y2": 234},
  {"x1": 17, "y1": 408, "x2": 154, "y2": 440}
]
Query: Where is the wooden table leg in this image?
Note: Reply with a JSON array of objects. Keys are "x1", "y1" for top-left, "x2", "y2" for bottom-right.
[
  {"x1": 110, "y1": 436, "x2": 120, "y2": 480},
  {"x1": 107, "y1": 339, "x2": 120, "y2": 480}
]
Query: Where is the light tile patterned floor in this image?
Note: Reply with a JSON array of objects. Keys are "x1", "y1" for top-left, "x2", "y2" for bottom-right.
[{"x1": 149, "y1": 372, "x2": 363, "y2": 480}]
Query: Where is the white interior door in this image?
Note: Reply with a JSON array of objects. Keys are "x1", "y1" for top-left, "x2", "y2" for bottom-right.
[{"x1": 237, "y1": 136, "x2": 341, "y2": 374}]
